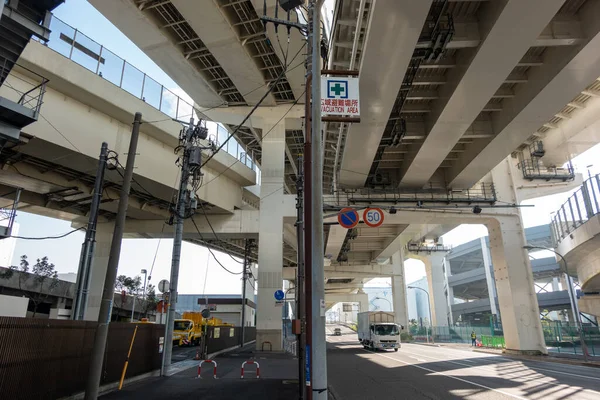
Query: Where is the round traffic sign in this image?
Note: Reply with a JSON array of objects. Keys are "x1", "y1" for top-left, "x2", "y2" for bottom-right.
[
  {"x1": 157, "y1": 279, "x2": 170, "y2": 293},
  {"x1": 363, "y1": 208, "x2": 384, "y2": 228},
  {"x1": 274, "y1": 290, "x2": 285, "y2": 301},
  {"x1": 338, "y1": 208, "x2": 359, "y2": 229}
]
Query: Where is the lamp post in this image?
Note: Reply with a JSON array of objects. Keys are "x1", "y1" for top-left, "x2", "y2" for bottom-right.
[
  {"x1": 523, "y1": 245, "x2": 588, "y2": 362},
  {"x1": 408, "y1": 286, "x2": 433, "y2": 344},
  {"x1": 374, "y1": 296, "x2": 392, "y2": 311}
]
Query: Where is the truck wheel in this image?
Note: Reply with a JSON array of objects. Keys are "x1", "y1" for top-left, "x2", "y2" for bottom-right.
[{"x1": 394, "y1": 348, "x2": 398, "y2": 352}]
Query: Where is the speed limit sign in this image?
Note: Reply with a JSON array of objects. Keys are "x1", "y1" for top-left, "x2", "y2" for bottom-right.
[{"x1": 363, "y1": 208, "x2": 384, "y2": 228}]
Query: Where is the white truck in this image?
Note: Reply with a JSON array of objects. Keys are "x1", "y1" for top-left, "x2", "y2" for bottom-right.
[{"x1": 357, "y1": 311, "x2": 402, "y2": 351}]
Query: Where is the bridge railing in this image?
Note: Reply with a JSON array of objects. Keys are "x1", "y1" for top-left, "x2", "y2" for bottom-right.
[
  {"x1": 33, "y1": 15, "x2": 256, "y2": 172},
  {"x1": 551, "y1": 173, "x2": 600, "y2": 244}
]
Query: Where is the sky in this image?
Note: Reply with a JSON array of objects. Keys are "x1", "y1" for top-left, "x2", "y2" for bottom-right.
[{"x1": 4, "y1": 0, "x2": 600, "y2": 294}]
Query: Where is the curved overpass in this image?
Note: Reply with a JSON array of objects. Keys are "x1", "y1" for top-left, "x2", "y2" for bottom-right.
[{"x1": 554, "y1": 173, "x2": 600, "y2": 315}]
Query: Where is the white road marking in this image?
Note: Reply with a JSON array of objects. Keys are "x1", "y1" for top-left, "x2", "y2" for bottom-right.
[
  {"x1": 365, "y1": 349, "x2": 528, "y2": 400},
  {"x1": 407, "y1": 345, "x2": 600, "y2": 382}
]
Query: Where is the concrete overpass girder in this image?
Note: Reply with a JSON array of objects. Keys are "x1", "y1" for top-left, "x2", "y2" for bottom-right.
[
  {"x1": 448, "y1": 0, "x2": 600, "y2": 188},
  {"x1": 400, "y1": 0, "x2": 566, "y2": 187}
]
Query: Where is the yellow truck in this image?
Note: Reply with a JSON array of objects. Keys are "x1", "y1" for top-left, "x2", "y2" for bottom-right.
[{"x1": 173, "y1": 312, "x2": 204, "y2": 346}]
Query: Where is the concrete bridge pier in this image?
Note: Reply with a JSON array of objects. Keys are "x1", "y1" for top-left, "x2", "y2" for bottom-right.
[
  {"x1": 256, "y1": 119, "x2": 286, "y2": 352},
  {"x1": 422, "y1": 253, "x2": 449, "y2": 327},
  {"x1": 391, "y1": 249, "x2": 409, "y2": 330},
  {"x1": 82, "y1": 224, "x2": 114, "y2": 321}
]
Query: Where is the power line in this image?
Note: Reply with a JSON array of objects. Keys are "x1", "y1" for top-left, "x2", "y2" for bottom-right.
[
  {"x1": 197, "y1": 202, "x2": 244, "y2": 264},
  {"x1": 200, "y1": 64, "x2": 290, "y2": 170},
  {"x1": 199, "y1": 90, "x2": 305, "y2": 189},
  {"x1": 143, "y1": 43, "x2": 307, "y2": 125},
  {"x1": 190, "y1": 216, "x2": 243, "y2": 275},
  {"x1": 11, "y1": 227, "x2": 85, "y2": 240}
]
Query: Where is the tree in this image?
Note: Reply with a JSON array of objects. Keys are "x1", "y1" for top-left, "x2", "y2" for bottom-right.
[
  {"x1": 113, "y1": 274, "x2": 142, "y2": 316},
  {"x1": 0, "y1": 255, "x2": 60, "y2": 317},
  {"x1": 140, "y1": 283, "x2": 158, "y2": 317}
]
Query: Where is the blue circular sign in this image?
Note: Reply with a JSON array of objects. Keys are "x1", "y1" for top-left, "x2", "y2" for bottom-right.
[
  {"x1": 274, "y1": 290, "x2": 285, "y2": 301},
  {"x1": 338, "y1": 208, "x2": 359, "y2": 229}
]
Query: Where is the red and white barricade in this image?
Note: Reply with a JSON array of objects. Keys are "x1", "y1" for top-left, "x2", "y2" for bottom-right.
[
  {"x1": 240, "y1": 360, "x2": 260, "y2": 379},
  {"x1": 197, "y1": 359, "x2": 218, "y2": 379}
]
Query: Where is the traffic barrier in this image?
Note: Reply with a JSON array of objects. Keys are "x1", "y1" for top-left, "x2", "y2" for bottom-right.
[
  {"x1": 197, "y1": 359, "x2": 218, "y2": 379},
  {"x1": 241, "y1": 360, "x2": 260, "y2": 379}
]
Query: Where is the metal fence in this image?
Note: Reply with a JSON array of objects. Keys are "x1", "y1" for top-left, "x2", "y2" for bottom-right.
[
  {"x1": 409, "y1": 322, "x2": 599, "y2": 356},
  {"x1": 0, "y1": 317, "x2": 163, "y2": 400},
  {"x1": 551, "y1": 172, "x2": 600, "y2": 244},
  {"x1": 204, "y1": 326, "x2": 256, "y2": 355},
  {"x1": 542, "y1": 321, "x2": 600, "y2": 357},
  {"x1": 34, "y1": 15, "x2": 256, "y2": 171}
]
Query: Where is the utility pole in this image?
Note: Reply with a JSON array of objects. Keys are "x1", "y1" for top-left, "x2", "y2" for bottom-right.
[
  {"x1": 296, "y1": 156, "x2": 306, "y2": 400},
  {"x1": 309, "y1": 1, "x2": 327, "y2": 399},
  {"x1": 73, "y1": 142, "x2": 109, "y2": 320},
  {"x1": 162, "y1": 118, "x2": 210, "y2": 375},
  {"x1": 85, "y1": 113, "x2": 142, "y2": 400},
  {"x1": 241, "y1": 238, "x2": 255, "y2": 347}
]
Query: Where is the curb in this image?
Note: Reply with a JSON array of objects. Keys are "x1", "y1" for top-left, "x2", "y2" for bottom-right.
[{"x1": 328, "y1": 384, "x2": 341, "y2": 400}]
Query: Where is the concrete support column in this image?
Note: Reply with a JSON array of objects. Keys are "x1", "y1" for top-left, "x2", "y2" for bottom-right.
[
  {"x1": 83, "y1": 224, "x2": 114, "y2": 321},
  {"x1": 445, "y1": 257, "x2": 455, "y2": 325},
  {"x1": 480, "y1": 237, "x2": 498, "y2": 317},
  {"x1": 391, "y1": 250, "x2": 409, "y2": 329},
  {"x1": 487, "y1": 217, "x2": 547, "y2": 355},
  {"x1": 423, "y1": 253, "x2": 449, "y2": 327},
  {"x1": 484, "y1": 157, "x2": 547, "y2": 354},
  {"x1": 256, "y1": 119, "x2": 286, "y2": 351}
]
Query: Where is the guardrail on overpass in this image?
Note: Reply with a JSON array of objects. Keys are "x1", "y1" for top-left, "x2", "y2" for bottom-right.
[
  {"x1": 35, "y1": 15, "x2": 257, "y2": 171},
  {"x1": 551, "y1": 172, "x2": 600, "y2": 244}
]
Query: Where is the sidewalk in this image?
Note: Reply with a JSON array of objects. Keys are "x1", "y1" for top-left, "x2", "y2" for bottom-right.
[
  {"x1": 414, "y1": 342, "x2": 600, "y2": 368},
  {"x1": 102, "y1": 345, "x2": 300, "y2": 400}
]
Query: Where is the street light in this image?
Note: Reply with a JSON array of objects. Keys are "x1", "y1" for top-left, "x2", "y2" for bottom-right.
[
  {"x1": 523, "y1": 245, "x2": 589, "y2": 361},
  {"x1": 408, "y1": 286, "x2": 433, "y2": 344},
  {"x1": 374, "y1": 296, "x2": 392, "y2": 311}
]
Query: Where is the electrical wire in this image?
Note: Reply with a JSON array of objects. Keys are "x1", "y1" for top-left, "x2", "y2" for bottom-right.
[
  {"x1": 143, "y1": 43, "x2": 307, "y2": 125},
  {"x1": 199, "y1": 90, "x2": 305, "y2": 190},
  {"x1": 11, "y1": 227, "x2": 85, "y2": 240},
  {"x1": 198, "y1": 202, "x2": 244, "y2": 264},
  {"x1": 199, "y1": 62, "x2": 290, "y2": 170},
  {"x1": 190, "y1": 216, "x2": 243, "y2": 275}
]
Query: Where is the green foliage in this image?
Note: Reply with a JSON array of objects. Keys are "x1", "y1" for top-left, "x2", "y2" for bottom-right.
[
  {"x1": 0, "y1": 255, "x2": 60, "y2": 316},
  {"x1": 115, "y1": 274, "x2": 142, "y2": 294},
  {"x1": 401, "y1": 332, "x2": 413, "y2": 342}
]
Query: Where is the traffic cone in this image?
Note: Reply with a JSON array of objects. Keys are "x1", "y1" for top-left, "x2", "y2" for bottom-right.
[{"x1": 194, "y1": 350, "x2": 200, "y2": 360}]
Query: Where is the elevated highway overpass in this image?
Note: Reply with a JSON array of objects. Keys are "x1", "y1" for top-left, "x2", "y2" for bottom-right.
[{"x1": 2, "y1": 0, "x2": 600, "y2": 357}]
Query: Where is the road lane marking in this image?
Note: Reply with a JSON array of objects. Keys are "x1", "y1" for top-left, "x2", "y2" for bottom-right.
[
  {"x1": 405, "y1": 345, "x2": 600, "y2": 382},
  {"x1": 365, "y1": 349, "x2": 528, "y2": 400}
]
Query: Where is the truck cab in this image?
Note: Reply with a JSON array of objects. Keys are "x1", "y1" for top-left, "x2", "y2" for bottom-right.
[
  {"x1": 173, "y1": 319, "x2": 202, "y2": 346},
  {"x1": 366, "y1": 323, "x2": 401, "y2": 351}
]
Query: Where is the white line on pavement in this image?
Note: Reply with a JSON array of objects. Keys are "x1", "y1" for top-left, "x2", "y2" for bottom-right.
[
  {"x1": 406, "y1": 345, "x2": 600, "y2": 382},
  {"x1": 364, "y1": 349, "x2": 528, "y2": 400}
]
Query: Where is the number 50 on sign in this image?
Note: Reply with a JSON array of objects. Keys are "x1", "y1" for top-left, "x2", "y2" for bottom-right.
[{"x1": 363, "y1": 208, "x2": 384, "y2": 228}]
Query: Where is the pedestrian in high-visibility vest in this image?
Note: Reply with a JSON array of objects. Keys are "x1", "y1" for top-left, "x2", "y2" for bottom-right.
[{"x1": 471, "y1": 331, "x2": 476, "y2": 347}]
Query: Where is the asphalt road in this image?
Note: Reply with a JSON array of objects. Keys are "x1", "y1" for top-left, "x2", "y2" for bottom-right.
[{"x1": 326, "y1": 324, "x2": 600, "y2": 400}]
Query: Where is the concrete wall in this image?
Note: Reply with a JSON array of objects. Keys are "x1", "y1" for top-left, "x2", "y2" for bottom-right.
[{"x1": 0, "y1": 294, "x2": 28, "y2": 317}]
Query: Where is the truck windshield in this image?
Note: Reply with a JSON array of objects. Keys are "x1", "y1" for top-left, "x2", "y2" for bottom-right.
[
  {"x1": 174, "y1": 321, "x2": 191, "y2": 331},
  {"x1": 375, "y1": 325, "x2": 398, "y2": 336}
]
